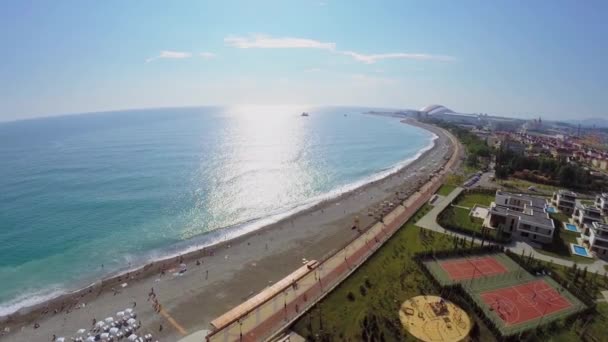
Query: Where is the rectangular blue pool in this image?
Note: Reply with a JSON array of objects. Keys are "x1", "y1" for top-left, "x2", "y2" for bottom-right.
[
  {"x1": 571, "y1": 244, "x2": 591, "y2": 257},
  {"x1": 546, "y1": 207, "x2": 557, "y2": 213},
  {"x1": 564, "y1": 223, "x2": 578, "y2": 232}
]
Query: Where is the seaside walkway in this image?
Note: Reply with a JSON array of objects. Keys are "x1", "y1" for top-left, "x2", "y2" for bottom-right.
[{"x1": 197, "y1": 122, "x2": 462, "y2": 342}]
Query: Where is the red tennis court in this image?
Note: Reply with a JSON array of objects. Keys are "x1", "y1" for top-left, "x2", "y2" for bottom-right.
[
  {"x1": 479, "y1": 279, "x2": 572, "y2": 326},
  {"x1": 439, "y1": 256, "x2": 508, "y2": 281}
]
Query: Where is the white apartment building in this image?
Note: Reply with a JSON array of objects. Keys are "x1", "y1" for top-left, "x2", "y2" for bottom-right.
[
  {"x1": 484, "y1": 191, "x2": 555, "y2": 244},
  {"x1": 587, "y1": 221, "x2": 608, "y2": 258},
  {"x1": 595, "y1": 193, "x2": 608, "y2": 215},
  {"x1": 573, "y1": 203, "x2": 602, "y2": 227},
  {"x1": 551, "y1": 190, "x2": 577, "y2": 215}
]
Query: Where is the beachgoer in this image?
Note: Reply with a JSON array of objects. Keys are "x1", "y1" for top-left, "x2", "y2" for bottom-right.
[
  {"x1": 52, "y1": 334, "x2": 56, "y2": 341},
  {"x1": 159, "y1": 324, "x2": 163, "y2": 332},
  {"x1": 205, "y1": 270, "x2": 208, "y2": 280},
  {"x1": 34, "y1": 323, "x2": 40, "y2": 329},
  {"x1": 196, "y1": 260, "x2": 200, "y2": 266},
  {"x1": 133, "y1": 301, "x2": 137, "y2": 308},
  {"x1": 92, "y1": 318, "x2": 96, "y2": 326}
]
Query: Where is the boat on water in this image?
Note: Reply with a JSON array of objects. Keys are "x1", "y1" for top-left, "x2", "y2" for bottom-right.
[{"x1": 301, "y1": 112, "x2": 309, "y2": 117}]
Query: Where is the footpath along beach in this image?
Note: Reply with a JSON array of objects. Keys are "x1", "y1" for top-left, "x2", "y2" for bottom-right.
[{"x1": 1, "y1": 119, "x2": 460, "y2": 342}]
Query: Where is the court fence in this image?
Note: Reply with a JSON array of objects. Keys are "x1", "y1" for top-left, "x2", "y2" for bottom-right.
[{"x1": 415, "y1": 249, "x2": 593, "y2": 341}]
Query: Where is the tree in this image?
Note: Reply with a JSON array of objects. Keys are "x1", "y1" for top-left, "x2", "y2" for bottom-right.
[{"x1": 558, "y1": 165, "x2": 577, "y2": 187}]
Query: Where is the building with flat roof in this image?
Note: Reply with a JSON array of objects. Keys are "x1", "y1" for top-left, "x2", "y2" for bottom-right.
[
  {"x1": 483, "y1": 191, "x2": 554, "y2": 244},
  {"x1": 551, "y1": 190, "x2": 577, "y2": 215},
  {"x1": 586, "y1": 222, "x2": 608, "y2": 259},
  {"x1": 595, "y1": 193, "x2": 608, "y2": 214},
  {"x1": 573, "y1": 203, "x2": 602, "y2": 227}
]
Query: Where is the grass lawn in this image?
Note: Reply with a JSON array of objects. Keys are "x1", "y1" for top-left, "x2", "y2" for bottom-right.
[
  {"x1": 498, "y1": 177, "x2": 562, "y2": 193},
  {"x1": 291, "y1": 211, "x2": 495, "y2": 341},
  {"x1": 436, "y1": 184, "x2": 456, "y2": 196},
  {"x1": 454, "y1": 192, "x2": 494, "y2": 208},
  {"x1": 550, "y1": 211, "x2": 571, "y2": 224},
  {"x1": 533, "y1": 229, "x2": 594, "y2": 264},
  {"x1": 438, "y1": 206, "x2": 489, "y2": 237}
]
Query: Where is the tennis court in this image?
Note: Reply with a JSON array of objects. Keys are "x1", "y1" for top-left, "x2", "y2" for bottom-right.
[
  {"x1": 479, "y1": 279, "x2": 572, "y2": 326},
  {"x1": 439, "y1": 255, "x2": 509, "y2": 281}
]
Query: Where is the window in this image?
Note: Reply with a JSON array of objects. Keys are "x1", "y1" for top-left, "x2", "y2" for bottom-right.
[
  {"x1": 533, "y1": 234, "x2": 537, "y2": 240},
  {"x1": 521, "y1": 232, "x2": 529, "y2": 237}
]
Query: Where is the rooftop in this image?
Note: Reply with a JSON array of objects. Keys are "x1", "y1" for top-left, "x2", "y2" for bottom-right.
[
  {"x1": 576, "y1": 203, "x2": 602, "y2": 213},
  {"x1": 592, "y1": 221, "x2": 608, "y2": 231},
  {"x1": 491, "y1": 204, "x2": 553, "y2": 227},
  {"x1": 557, "y1": 189, "x2": 577, "y2": 197},
  {"x1": 496, "y1": 190, "x2": 548, "y2": 209}
]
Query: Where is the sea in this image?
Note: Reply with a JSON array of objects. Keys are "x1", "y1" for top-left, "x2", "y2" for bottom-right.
[{"x1": 0, "y1": 106, "x2": 434, "y2": 315}]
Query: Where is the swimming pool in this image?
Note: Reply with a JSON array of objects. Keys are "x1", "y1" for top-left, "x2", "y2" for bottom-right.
[
  {"x1": 564, "y1": 223, "x2": 579, "y2": 232},
  {"x1": 546, "y1": 207, "x2": 557, "y2": 213},
  {"x1": 570, "y1": 244, "x2": 592, "y2": 258}
]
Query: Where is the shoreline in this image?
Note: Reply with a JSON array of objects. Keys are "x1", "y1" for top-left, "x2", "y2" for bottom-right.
[{"x1": 1, "y1": 118, "x2": 458, "y2": 342}]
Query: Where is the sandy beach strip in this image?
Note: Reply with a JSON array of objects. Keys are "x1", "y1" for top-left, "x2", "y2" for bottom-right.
[{"x1": 0, "y1": 119, "x2": 461, "y2": 342}]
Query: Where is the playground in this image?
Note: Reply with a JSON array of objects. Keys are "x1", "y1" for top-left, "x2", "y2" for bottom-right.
[{"x1": 399, "y1": 295, "x2": 471, "y2": 342}]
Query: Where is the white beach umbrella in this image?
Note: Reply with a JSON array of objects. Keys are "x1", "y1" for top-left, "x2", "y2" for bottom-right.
[
  {"x1": 95, "y1": 321, "x2": 105, "y2": 328},
  {"x1": 128, "y1": 334, "x2": 138, "y2": 341},
  {"x1": 109, "y1": 327, "x2": 119, "y2": 334},
  {"x1": 86, "y1": 337, "x2": 95, "y2": 342},
  {"x1": 104, "y1": 317, "x2": 114, "y2": 323},
  {"x1": 127, "y1": 318, "x2": 136, "y2": 325},
  {"x1": 124, "y1": 308, "x2": 133, "y2": 314},
  {"x1": 55, "y1": 337, "x2": 65, "y2": 342},
  {"x1": 101, "y1": 332, "x2": 109, "y2": 339},
  {"x1": 77, "y1": 329, "x2": 86, "y2": 334},
  {"x1": 116, "y1": 311, "x2": 124, "y2": 317}
]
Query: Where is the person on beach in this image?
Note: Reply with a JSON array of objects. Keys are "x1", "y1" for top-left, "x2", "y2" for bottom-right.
[{"x1": 206, "y1": 270, "x2": 209, "y2": 280}]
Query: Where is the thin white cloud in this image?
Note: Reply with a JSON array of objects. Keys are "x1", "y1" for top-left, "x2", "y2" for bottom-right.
[
  {"x1": 224, "y1": 34, "x2": 336, "y2": 50},
  {"x1": 340, "y1": 51, "x2": 455, "y2": 64},
  {"x1": 224, "y1": 34, "x2": 454, "y2": 64},
  {"x1": 199, "y1": 52, "x2": 216, "y2": 59},
  {"x1": 146, "y1": 50, "x2": 193, "y2": 63},
  {"x1": 304, "y1": 68, "x2": 322, "y2": 73}
]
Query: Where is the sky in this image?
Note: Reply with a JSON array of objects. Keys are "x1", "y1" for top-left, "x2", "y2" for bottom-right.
[{"x1": 0, "y1": 0, "x2": 607, "y2": 122}]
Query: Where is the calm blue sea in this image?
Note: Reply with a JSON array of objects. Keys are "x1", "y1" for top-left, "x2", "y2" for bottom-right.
[{"x1": 0, "y1": 106, "x2": 433, "y2": 314}]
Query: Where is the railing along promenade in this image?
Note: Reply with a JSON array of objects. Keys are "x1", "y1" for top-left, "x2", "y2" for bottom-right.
[{"x1": 206, "y1": 125, "x2": 460, "y2": 342}]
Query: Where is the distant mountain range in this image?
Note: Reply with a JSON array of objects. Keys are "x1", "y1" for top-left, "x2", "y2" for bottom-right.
[{"x1": 565, "y1": 117, "x2": 608, "y2": 128}]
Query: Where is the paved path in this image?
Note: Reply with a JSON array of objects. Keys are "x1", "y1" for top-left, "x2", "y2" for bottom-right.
[
  {"x1": 416, "y1": 188, "x2": 608, "y2": 275},
  {"x1": 417, "y1": 187, "x2": 463, "y2": 234}
]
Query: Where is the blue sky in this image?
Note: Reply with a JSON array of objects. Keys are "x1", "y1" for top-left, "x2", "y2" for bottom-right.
[{"x1": 0, "y1": 0, "x2": 606, "y2": 121}]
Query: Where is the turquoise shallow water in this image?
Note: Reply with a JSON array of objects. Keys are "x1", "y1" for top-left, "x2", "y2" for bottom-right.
[{"x1": 0, "y1": 106, "x2": 433, "y2": 314}]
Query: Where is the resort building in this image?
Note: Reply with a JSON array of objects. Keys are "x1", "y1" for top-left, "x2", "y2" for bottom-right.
[
  {"x1": 573, "y1": 203, "x2": 602, "y2": 227},
  {"x1": 595, "y1": 193, "x2": 608, "y2": 214},
  {"x1": 483, "y1": 191, "x2": 555, "y2": 244},
  {"x1": 586, "y1": 222, "x2": 608, "y2": 258},
  {"x1": 551, "y1": 190, "x2": 577, "y2": 215}
]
